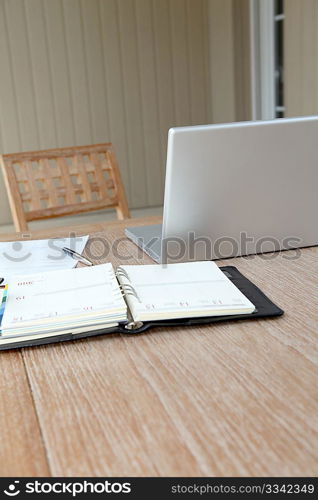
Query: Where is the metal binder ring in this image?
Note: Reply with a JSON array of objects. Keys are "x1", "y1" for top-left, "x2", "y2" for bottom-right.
[
  {"x1": 118, "y1": 284, "x2": 140, "y2": 302},
  {"x1": 116, "y1": 268, "x2": 130, "y2": 280}
]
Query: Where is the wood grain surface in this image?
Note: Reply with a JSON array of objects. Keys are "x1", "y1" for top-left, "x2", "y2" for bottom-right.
[
  {"x1": 1, "y1": 218, "x2": 318, "y2": 476},
  {"x1": 0, "y1": 351, "x2": 49, "y2": 476}
]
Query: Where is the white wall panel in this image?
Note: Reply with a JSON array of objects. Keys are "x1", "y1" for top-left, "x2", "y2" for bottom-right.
[
  {"x1": 0, "y1": 0, "x2": 241, "y2": 226},
  {"x1": 285, "y1": 0, "x2": 318, "y2": 117}
]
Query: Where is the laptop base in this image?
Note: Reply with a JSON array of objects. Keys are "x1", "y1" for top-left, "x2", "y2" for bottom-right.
[{"x1": 125, "y1": 224, "x2": 162, "y2": 262}]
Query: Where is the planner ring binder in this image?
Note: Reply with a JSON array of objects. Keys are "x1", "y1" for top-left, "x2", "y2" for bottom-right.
[
  {"x1": 115, "y1": 268, "x2": 143, "y2": 329},
  {"x1": 0, "y1": 264, "x2": 284, "y2": 351},
  {"x1": 115, "y1": 267, "x2": 141, "y2": 302},
  {"x1": 116, "y1": 267, "x2": 130, "y2": 280},
  {"x1": 108, "y1": 267, "x2": 134, "y2": 304},
  {"x1": 118, "y1": 283, "x2": 140, "y2": 301}
]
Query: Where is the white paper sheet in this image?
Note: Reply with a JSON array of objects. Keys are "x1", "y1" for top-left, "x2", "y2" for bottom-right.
[
  {"x1": 118, "y1": 261, "x2": 255, "y2": 320},
  {"x1": 0, "y1": 235, "x2": 89, "y2": 281},
  {"x1": 1, "y1": 263, "x2": 127, "y2": 336}
]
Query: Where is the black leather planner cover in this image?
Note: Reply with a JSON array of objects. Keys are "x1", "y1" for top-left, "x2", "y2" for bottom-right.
[{"x1": 0, "y1": 266, "x2": 284, "y2": 351}]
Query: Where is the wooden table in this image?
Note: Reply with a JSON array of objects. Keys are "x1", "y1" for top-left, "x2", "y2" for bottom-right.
[{"x1": 0, "y1": 216, "x2": 317, "y2": 477}]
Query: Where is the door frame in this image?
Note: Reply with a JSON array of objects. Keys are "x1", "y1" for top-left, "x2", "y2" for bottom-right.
[{"x1": 250, "y1": 0, "x2": 276, "y2": 120}]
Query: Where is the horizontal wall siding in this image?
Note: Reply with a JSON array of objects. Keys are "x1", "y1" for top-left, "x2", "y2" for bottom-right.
[{"x1": 0, "y1": 0, "x2": 211, "y2": 225}]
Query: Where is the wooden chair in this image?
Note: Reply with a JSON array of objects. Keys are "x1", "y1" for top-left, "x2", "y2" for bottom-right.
[{"x1": 0, "y1": 143, "x2": 130, "y2": 232}]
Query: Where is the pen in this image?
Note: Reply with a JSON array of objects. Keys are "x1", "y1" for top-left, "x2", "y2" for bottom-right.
[{"x1": 62, "y1": 247, "x2": 93, "y2": 266}]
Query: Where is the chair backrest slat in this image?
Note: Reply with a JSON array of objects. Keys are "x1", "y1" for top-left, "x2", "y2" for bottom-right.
[{"x1": 0, "y1": 143, "x2": 130, "y2": 231}]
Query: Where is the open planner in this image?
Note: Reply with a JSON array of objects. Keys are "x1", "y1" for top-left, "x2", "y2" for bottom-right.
[{"x1": 0, "y1": 261, "x2": 283, "y2": 350}]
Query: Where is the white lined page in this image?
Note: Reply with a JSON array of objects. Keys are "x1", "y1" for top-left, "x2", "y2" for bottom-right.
[
  {"x1": 118, "y1": 261, "x2": 255, "y2": 321},
  {"x1": 2, "y1": 263, "x2": 127, "y2": 335}
]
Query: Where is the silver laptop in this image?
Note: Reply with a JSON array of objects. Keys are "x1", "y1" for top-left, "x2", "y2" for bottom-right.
[{"x1": 126, "y1": 117, "x2": 318, "y2": 263}]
